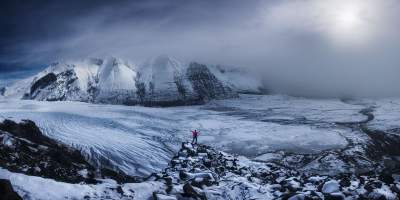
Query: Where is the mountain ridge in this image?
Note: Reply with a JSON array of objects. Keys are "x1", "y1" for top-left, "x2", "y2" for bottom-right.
[{"x1": 1, "y1": 56, "x2": 266, "y2": 106}]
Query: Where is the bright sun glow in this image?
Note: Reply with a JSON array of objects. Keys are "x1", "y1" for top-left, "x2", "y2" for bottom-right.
[
  {"x1": 265, "y1": 0, "x2": 379, "y2": 46},
  {"x1": 337, "y1": 8, "x2": 361, "y2": 30},
  {"x1": 328, "y1": 4, "x2": 372, "y2": 46}
]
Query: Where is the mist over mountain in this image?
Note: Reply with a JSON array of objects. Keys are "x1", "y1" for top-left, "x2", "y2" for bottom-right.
[
  {"x1": 1, "y1": 0, "x2": 400, "y2": 97},
  {"x1": 3, "y1": 1, "x2": 400, "y2": 199}
]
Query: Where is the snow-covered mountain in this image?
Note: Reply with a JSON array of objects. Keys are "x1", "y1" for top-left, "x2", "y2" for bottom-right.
[{"x1": 1, "y1": 56, "x2": 266, "y2": 106}]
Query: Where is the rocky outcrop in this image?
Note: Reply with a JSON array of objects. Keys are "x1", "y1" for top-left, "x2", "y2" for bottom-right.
[
  {"x1": 187, "y1": 62, "x2": 237, "y2": 101},
  {"x1": 0, "y1": 131, "x2": 399, "y2": 199},
  {"x1": 29, "y1": 73, "x2": 57, "y2": 98},
  {"x1": 145, "y1": 142, "x2": 400, "y2": 200},
  {"x1": 0, "y1": 179, "x2": 22, "y2": 200},
  {"x1": 0, "y1": 87, "x2": 6, "y2": 96},
  {"x1": 0, "y1": 119, "x2": 139, "y2": 184},
  {"x1": 28, "y1": 70, "x2": 82, "y2": 101}
]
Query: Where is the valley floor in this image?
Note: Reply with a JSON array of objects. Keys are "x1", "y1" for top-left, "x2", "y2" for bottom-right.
[{"x1": 1, "y1": 94, "x2": 400, "y2": 199}]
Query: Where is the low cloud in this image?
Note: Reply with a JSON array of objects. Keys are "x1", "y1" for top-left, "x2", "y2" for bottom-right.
[{"x1": 2, "y1": 0, "x2": 400, "y2": 97}]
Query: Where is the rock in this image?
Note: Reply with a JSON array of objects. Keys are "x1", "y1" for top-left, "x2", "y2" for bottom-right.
[
  {"x1": 339, "y1": 177, "x2": 351, "y2": 188},
  {"x1": 163, "y1": 176, "x2": 173, "y2": 185},
  {"x1": 0, "y1": 179, "x2": 23, "y2": 200},
  {"x1": 322, "y1": 180, "x2": 340, "y2": 194},
  {"x1": 364, "y1": 181, "x2": 383, "y2": 193},
  {"x1": 30, "y1": 73, "x2": 57, "y2": 97},
  {"x1": 179, "y1": 171, "x2": 189, "y2": 180},
  {"x1": 0, "y1": 119, "x2": 139, "y2": 184},
  {"x1": 391, "y1": 184, "x2": 400, "y2": 195},
  {"x1": 288, "y1": 193, "x2": 305, "y2": 200},
  {"x1": 182, "y1": 183, "x2": 199, "y2": 198},
  {"x1": 325, "y1": 192, "x2": 345, "y2": 200},
  {"x1": 285, "y1": 179, "x2": 301, "y2": 192},
  {"x1": 187, "y1": 62, "x2": 237, "y2": 101},
  {"x1": 191, "y1": 176, "x2": 213, "y2": 188},
  {"x1": 379, "y1": 173, "x2": 395, "y2": 185},
  {"x1": 153, "y1": 193, "x2": 177, "y2": 200},
  {"x1": 0, "y1": 87, "x2": 5, "y2": 96}
]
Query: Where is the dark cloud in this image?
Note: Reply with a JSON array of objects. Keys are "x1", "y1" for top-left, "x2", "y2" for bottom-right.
[
  {"x1": 1, "y1": 0, "x2": 400, "y2": 96},
  {"x1": 0, "y1": 0, "x2": 265, "y2": 69}
]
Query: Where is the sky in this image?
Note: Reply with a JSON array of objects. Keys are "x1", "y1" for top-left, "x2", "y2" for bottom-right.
[{"x1": 1, "y1": 0, "x2": 400, "y2": 96}]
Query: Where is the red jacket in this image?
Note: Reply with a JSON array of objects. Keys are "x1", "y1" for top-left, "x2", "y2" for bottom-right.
[{"x1": 192, "y1": 130, "x2": 199, "y2": 137}]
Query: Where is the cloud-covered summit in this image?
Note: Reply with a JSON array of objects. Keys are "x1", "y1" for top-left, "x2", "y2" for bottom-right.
[{"x1": 1, "y1": 0, "x2": 400, "y2": 96}]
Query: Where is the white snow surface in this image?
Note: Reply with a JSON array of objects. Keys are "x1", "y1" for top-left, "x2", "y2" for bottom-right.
[
  {"x1": 98, "y1": 58, "x2": 136, "y2": 92},
  {"x1": 364, "y1": 97, "x2": 400, "y2": 133},
  {"x1": 1, "y1": 56, "x2": 270, "y2": 104},
  {"x1": 0, "y1": 94, "x2": 368, "y2": 176},
  {"x1": 0, "y1": 168, "x2": 161, "y2": 200},
  {"x1": 136, "y1": 56, "x2": 195, "y2": 101}
]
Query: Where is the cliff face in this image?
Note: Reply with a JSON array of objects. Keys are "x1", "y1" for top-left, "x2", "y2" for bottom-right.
[{"x1": 187, "y1": 62, "x2": 238, "y2": 101}]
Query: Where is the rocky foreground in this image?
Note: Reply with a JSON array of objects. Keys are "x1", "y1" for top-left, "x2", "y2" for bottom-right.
[
  {"x1": 0, "y1": 120, "x2": 400, "y2": 199},
  {"x1": 0, "y1": 119, "x2": 140, "y2": 184},
  {"x1": 155, "y1": 143, "x2": 400, "y2": 200}
]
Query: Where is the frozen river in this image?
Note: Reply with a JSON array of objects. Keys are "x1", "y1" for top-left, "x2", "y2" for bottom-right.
[{"x1": 0, "y1": 94, "x2": 397, "y2": 176}]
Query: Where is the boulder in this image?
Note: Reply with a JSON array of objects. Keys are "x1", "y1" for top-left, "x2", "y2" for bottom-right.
[
  {"x1": 0, "y1": 179, "x2": 22, "y2": 200},
  {"x1": 322, "y1": 180, "x2": 340, "y2": 194},
  {"x1": 153, "y1": 193, "x2": 177, "y2": 200}
]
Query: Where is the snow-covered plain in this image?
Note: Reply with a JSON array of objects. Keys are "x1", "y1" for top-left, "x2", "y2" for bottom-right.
[
  {"x1": 0, "y1": 94, "x2": 372, "y2": 177},
  {"x1": 363, "y1": 98, "x2": 400, "y2": 134}
]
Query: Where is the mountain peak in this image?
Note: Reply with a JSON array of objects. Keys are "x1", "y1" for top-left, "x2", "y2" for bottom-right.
[{"x1": 1, "y1": 56, "x2": 268, "y2": 106}]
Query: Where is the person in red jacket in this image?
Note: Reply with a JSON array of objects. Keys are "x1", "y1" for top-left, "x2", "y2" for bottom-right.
[{"x1": 191, "y1": 130, "x2": 199, "y2": 144}]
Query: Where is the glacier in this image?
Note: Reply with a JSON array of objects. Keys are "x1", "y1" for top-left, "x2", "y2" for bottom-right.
[{"x1": 0, "y1": 94, "x2": 372, "y2": 176}]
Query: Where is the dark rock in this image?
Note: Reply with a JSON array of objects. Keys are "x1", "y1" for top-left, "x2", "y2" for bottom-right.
[
  {"x1": 0, "y1": 119, "x2": 139, "y2": 184},
  {"x1": 179, "y1": 171, "x2": 188, "y2": 180},
  {"x1": 379, "y1": 173, "x2": 394, "y2": 185},
  {"x1": 187, "y1": 62, "x2": 237, "y2": 101},
  {"x1": 30, "y1": 73, "x2": 57, "y2": 96},
  {"x1": 339, "y1": 177, "x2": 351, "y2": 188},
  {"x1": 100, "y1": 168, "x2": 141, "y2": 183},
  {"x1": 325, "y1": 192, "x2": 345, "y2": 200},
  {"x1": 163, "y1": 176, "x2": 172, "y2": 185},
  {"x1": 390, "y1": 184, "x2": 400, "y2": 196},
  {"x1": 0, "y1": 87, "x2": 5, "y2": 96},
  {"x1": 182, "y1": 183, "x2": 206, "y2": 200},
  {"x1": 0, "y1": 179, "x2": 22, "y2": 200},
  {"x1": 364, "y1": 181, "x2": 382, "y2": 193},
  {"x1": 116, "y1": 186, "x2": 124, "y2": 195}
]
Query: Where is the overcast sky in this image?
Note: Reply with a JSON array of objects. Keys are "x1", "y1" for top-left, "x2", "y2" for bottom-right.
[{"x1": 1, "y1": 0, "x2": 400, "y2": 96}]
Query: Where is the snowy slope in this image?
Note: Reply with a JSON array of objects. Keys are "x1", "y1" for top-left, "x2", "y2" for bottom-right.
[
  {"x1": 0, "y1": 168, "x2": 162, "y2": 200},
  {"x1": 2, "y1": 56, "x2": 247, "y2": 106},
  {"x1": 208, "y1": 65, "x2": 267, "y2": 94},
  {"x1": 2, "y1": 62, "x2": 72, "y2": 99},
  {"x1": 98, "y1": 58, "x2": 136, "y2": 91},
  {"x1": 0, "y1": 94, "x2": 367, "y2": 176},
  {"x1": 136, "y1": 56, "x2": 197, "y2": 104},
  {"x1": 95, "y1": 57, "x2": 137, "y2": 104}
]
